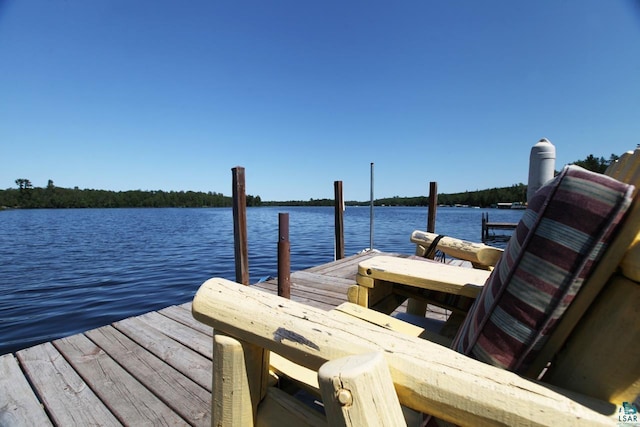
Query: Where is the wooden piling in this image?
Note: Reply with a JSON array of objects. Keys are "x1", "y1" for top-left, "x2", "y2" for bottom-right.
[
  {"x1": 482, "y1": 212, "x2": 517, "y2": 242},
  {"x1": 232, "y1": 167, "x2": 249, "y2": 285},
  {"x1": 482, "y1": 213, "x2": 488, "y2": 242},
  {"x1": 278, "y1": 213, "x2": 291, "y2": 299},
  {"x1": 334, "y1": 181, "x2": 345, "y2": 260},
  {"x1": 427, "y1": 181, "x2": 438, "y2": 233}
]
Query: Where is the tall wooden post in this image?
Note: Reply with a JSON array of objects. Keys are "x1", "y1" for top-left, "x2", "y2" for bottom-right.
[
  {"x1": 482, "y1": 213, "x2": 488, "y2": 242},
  {"x1": 428, "y1": 181, "x2": 438, "y2": 233},
  {"x1": 278, "y1": 213, "x2": 291, "y2": 299},
  {"x1": 232, "y1": 167, "x2": 249, "y2": 285},
  {"x1": 409, "y1": 181, "x2": 439, "y2": 316},
  {"x1": 334, "y1": 181, "x2": 345, "y2": 260}
]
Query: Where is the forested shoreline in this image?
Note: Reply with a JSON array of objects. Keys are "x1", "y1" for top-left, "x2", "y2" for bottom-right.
[
  {"x1": 0, "y1": 183, "x2": 262, "y2": 209},
  {"x1": 0, "y1": 153, "x2": 620, "y2": 210},
  {"x1": 0, "y1": 181, "x2": 540, "y2": 209}
]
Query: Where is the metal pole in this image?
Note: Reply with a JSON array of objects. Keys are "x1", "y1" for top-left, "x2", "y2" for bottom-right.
[
  {"x1": 369, "y1": 162, "x2": 374, "y2": 251},
  {"x1": 232, "y1": 167, "x2": 249, "y2": 285},
  {"x1": 334, "y1": 181, "x2": 345, "y2": 260},
  {"x1": 278, "y1": 213, "x2": 290, "y2": 299}
]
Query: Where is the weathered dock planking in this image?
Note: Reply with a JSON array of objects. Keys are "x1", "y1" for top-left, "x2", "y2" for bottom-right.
[{"x1": 1, "y1": 251, "x2": 447, "y2": 426}]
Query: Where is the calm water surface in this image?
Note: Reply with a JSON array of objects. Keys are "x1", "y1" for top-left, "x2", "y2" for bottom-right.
[{"x1": 0, "y1": 206, "x2": 522, "y2": 355}]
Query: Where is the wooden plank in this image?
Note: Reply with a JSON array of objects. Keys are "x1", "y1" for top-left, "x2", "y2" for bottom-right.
[
  {"x1": 253, "y1": 281, "x2": 341, "y2": 311},
  {"x1": 193, "y1": 278, "x2": 618, "y2": 427},
  {"x1": 134, "y1": 310, "x2": 213, "y2": 358},
  {"x1": 0, "y1": 353, "x2": 52, "y2": 426},
  {"x1": 252, "y1": 281, "x2": 277, "y2": 294},
  {"x1": 113, "y1": 316, "x2": 212, "y2": 391},
  {"x1": 305, "y1": 251, "x2": 384, "y2": 276},
  {"x1": 289, "y1": 281, "x2": 349, "y2": 304},
  {"x1": 303, "y1": 252, "x2": 365, "y2": 273},
  {"x1": 16, "y1": 342, "x2": 122, "y2": 426},
  {"x1": 85, "y1": 325, "x2": 211, "y2": 425},
  {"x1": 326, "y1": 253, "x2": 388, "y2": 276},
  {"x1": 303, "y1": 255, "x2": 360, "y2": 279},
  {"x1": 292, "y1": 270, "x2": 355, "y2": 289},
  {"x1": 254, "y1": 271, "x2": 354, "y2": 307},
  {"x1": 160, "y1": 303, "x2": 215, "y2": 336},
  {"x1": 53, "y1": 334, "x2": 188, "y2": 426},
  {"x1": 287, "y1": 294, "x2": 339, "y2": 310},
  {"x1": 357, "y1": 255, "x2": 488, "y2": 297}
]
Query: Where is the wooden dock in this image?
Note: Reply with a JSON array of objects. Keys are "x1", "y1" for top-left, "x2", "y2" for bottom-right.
[{"x1": 1, "y1": 251, "x2": 447, "y2": 426}]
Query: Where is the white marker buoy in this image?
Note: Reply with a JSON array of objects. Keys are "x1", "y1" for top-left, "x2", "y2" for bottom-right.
[{"x1": 527, "y1": 138, "x2": 556, "y2": 203}]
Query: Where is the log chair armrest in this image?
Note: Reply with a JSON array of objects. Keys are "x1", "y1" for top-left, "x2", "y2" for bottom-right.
[
  {"x1": 411, "y1": 230, "x2": 503, "y2": 268},
  {"x1": 357, "y1": 255, "x2": 489, "y2": 298},
  {"x1": 192, "y1": 278, "x2": 618, "y2": 427}
]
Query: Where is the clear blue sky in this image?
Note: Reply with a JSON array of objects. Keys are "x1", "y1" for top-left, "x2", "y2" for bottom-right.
[{"x1": 1, "y1": 1, "x2": 639, "y2": 201}]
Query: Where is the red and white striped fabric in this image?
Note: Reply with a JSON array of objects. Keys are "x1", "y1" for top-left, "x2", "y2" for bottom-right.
[{"x1": 452, "y1": 165, "x2": 634, "y2": 373}]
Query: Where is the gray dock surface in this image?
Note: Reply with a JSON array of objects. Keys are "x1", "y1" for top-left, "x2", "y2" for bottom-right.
[{"x1": 2, "y1": 251, "x2": 450, "y2": 426}]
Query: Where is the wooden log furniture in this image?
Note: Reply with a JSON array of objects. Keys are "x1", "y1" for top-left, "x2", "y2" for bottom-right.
[
  {"x1": 411, "y1": 230, "x2": 503, "y2": 269},
  {"x1": 350, "y1": 149, "x2": 640, "y2": 399},
  {"x1": 192, "y1": 149, "x2": 640, "y2": 426},
  {"x1": 192, "y1": 279, "x2": 621, "y2": 426},
  {"x1": 352, "y1": 149, "x2": 639, "y2": 324}
]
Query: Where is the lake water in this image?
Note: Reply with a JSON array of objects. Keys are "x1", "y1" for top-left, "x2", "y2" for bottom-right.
[{"x1": 0, "y1": 206, "x2": 523, "y2": 355}]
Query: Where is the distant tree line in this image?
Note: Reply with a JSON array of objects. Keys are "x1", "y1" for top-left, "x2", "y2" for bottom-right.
[
  {"x1": 0, "y1": 153, "x2": 621, "y2": 210},
  {"x1": 0, "y1": 179, "x2": 262, "y2": 209},
  {"x1": 434, "y1": 184, "x2": 527, "y2": 208},
  {"x1": 259, "y1": 189, "x2": 525, "y2": 208},
  {"x1": 337, "y1": 185, "x2": 526, "y2": 208}
]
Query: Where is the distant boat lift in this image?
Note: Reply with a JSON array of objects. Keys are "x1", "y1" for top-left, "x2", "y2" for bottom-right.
[{"x1": 482, "y1": 212, "x2": 517, "y2": 242}]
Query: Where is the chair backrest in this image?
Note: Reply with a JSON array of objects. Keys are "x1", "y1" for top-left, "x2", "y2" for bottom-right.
[
  {"x1": 538, "y1": 149, "x2": 640, "y2": 402},
  {"x1": 451, "y1": 156, "x2": 639, "y2": 403},
  {"x1": 606, "y1": 149, "x2": 640, "y2": 194},
  {"x1": 608, "y1": 149, "x2": 640, "y2": 283}
]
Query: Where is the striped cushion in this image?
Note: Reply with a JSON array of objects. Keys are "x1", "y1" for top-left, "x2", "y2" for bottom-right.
[{"x1": 452, "y1": 165, "x2": 634, "y2": 373}]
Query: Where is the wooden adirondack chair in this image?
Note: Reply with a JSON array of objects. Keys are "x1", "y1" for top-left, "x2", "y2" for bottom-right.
[
  {"x1": 192, "y1": 277, "x2": 629, "y2": 426},
  {"x1": 192, "y1": 149, "x2": 639, "y2": 426},
  {"x1": 350, "y1": 148, "x2": 640, "y2": 398},
  {"x1": 353, "y1": 148, "x2": 639, "y2": 323}
]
